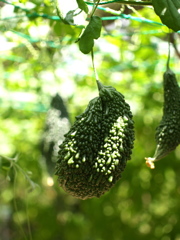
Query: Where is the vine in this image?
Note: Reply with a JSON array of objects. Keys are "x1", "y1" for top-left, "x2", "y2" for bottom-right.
[
  {"x1": 85, "y1": 0, "x2": 153, "y2": 6},
  {"x1": 0, "y1": 154, "x2": 38, "y2": 240},
  {"x1": 55, "y1": 0, "x2": 180, "y2": 56}
]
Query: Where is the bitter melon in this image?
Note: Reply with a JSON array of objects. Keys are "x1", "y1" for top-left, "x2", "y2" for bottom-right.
[
  {"x1": 55, "y1": 81, "x2": 134, "y2": 199},
  {"x1": 145, "y1": 68, "x2": 180, "y2": 169},
  {"x1": 41, "y1": 94, "x2": 70, "y2": 175}
]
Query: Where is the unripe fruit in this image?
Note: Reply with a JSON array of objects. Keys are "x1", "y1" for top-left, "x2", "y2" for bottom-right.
[
  {"x1": 41, "y1": 94, "x2": 70, "y2": 175},
  {"x1": 55, "y1": 81, "x2": 134, "y2": 199},
  {"x1": 145, "y1": 69, "x2": 180, "y2": 169}
]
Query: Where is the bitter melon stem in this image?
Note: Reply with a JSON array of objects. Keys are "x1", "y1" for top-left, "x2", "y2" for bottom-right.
[{"x1": 96, "y1": 80, "x2": 104, "y2": 91}]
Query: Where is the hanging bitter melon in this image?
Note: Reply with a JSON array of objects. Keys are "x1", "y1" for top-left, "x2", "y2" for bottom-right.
[
  {"x1": 55, "y1": 81, "x2": 134, "y2": 199},
  {"x1": 41, "y1": 94, "x2": 70, "y2": 175},
  {"x1": 145, "y1": 68, "x2": 180, "y2": 169}
]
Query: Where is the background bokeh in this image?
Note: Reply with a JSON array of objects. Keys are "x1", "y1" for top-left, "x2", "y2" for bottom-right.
[{"x1": 1, "y1": 1, "x2": 180, "y2": 240}]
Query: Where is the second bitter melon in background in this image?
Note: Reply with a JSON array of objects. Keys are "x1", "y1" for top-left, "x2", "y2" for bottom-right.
[
  {"x1": 55, "y1": 80, "x2": 135, "y2": 199},
  {"x1": 146, "y1": 68, "x2": 180, "y2": 169}
]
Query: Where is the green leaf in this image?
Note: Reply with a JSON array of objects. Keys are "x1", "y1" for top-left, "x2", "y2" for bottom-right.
[
  {"x1": 76, "y1": 0, "x2": 88, "y2": 13},
  {"x1": 63, "y1": 10, "x2": 76, "y2": 25},
  {"x1": 79, "y1": 34, "x2": 94, "y2": 54},
  {"x1": 79, "y1": 16, "x2": 102, "y2": 54},
  {"x1": 152, "y1": 0, "x2": 180, "y2": 31},
  {"x1": 56, "y1": 7, "x2": 76, "y2": 25},
  {"x1": 90, "y1": 16, "x2": 102, "y2": 39}
]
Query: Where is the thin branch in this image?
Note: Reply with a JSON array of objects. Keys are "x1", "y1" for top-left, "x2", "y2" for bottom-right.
[
  {"x1": 89, "y1": 0, "x2": 102, "y2": 17},
  {"x1": 91, "y1": 50, "x2": 99, "y2": 81},
  {"x1": 170, "y1": 33, "x2": 180, "y2": 59},
  {"x1": 85, "y1": 0, "x2": 153, "y2": 7}
]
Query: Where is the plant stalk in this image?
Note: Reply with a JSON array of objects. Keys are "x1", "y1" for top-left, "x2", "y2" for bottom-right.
[{"x1": 85, "y1": 0, "x2": 152, "y2": 7}]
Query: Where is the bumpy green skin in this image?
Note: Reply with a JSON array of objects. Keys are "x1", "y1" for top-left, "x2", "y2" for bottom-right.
[
  {"x1": 55, "y1": 81, "x2": 134, "y2": 199},
  {"x1": 153, "y1": 69, "x2": 180, "y2": 160}
]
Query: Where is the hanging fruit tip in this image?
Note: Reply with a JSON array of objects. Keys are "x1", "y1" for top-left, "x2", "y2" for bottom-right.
[{"x1": 96, "y1": 80, "x2": 104, "y2": 91}]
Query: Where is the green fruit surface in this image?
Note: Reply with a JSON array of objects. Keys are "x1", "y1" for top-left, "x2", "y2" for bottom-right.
[
  {"x1": 55, "y1": 81, "x2": 134, "y2": 199},
  {"x1": 153, "y1": 69, "x2": 180, "y2": 161}
]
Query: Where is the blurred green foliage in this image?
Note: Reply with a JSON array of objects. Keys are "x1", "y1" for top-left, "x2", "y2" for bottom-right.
[{"x1": 1, "y1": 1, "x2": 180, "y2": 240}]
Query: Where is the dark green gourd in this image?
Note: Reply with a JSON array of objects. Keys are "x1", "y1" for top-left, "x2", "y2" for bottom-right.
[
  {"x1": 55, "y1": 81, "x2": 134, "y2": 199},
  {"x1": 145, "y1": 68, "x2": 180, "y2": 169},
  {"x1": 41, "y1": 94, "x2": 70, "y2": 175}
]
